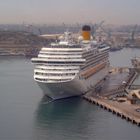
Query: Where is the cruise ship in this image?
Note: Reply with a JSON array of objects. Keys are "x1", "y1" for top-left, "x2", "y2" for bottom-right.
[{"x1": 31, "y1": 25, "x2": 110, "y2": 99}]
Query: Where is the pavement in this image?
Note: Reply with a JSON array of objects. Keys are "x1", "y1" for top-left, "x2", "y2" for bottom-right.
[{"x1": 96, "y1": 68, "x2": 130, "y2": 96}]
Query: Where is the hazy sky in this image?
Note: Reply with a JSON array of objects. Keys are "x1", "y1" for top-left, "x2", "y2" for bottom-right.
[{"x1": 0, "y1": 0, "x2": 140, "y2": 25}]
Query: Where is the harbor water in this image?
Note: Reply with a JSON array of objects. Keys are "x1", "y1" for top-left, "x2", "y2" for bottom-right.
[{"x1": 0, "y1": 48, "x2": 140, "y2": 140}]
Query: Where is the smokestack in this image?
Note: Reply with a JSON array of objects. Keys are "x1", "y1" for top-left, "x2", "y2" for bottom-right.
[{"x1": 82, "y1": 25, "x2": 91, "y2": 41}]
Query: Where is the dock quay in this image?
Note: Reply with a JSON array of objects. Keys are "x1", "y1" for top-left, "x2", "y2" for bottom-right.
[
  {"x1": 83, "y1": 67, "x2": 140, "y2": 126},
  {"x1": 83, "y1": 95, "x2": 140, "y2": 126}
]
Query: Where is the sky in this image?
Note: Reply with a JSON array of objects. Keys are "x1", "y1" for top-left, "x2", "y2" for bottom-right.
[{"x1": 0, "y1": 0, "x2": 140, "y2": 25}]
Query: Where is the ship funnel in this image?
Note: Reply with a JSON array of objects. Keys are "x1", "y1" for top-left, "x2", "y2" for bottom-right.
[{"x1": 82, "y1": 25, "x2": 91, "y2": 41}]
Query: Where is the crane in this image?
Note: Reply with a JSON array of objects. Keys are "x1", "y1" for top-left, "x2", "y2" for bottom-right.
[
  {"x1": 131, "y1": 24, "x2": 137, "y2": 43},
  {"x1": 90, "y1": 21, "x2": 105, "y2": 37}
]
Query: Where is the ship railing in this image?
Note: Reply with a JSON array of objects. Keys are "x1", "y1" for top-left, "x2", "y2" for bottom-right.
[{"x1": 35, "y1": 77, "x2": 72, "y2": 83}]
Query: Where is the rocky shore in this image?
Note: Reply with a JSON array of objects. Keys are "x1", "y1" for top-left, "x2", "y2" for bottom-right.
[{"x1": 0, "y1": 31, "x2": 51, "y2": 57}]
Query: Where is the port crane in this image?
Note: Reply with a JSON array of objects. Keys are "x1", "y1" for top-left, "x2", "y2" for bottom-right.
[
  {"x1": 131, "y1": 24, "x2": 137, "y2": 43},
  {"x1": 90, "y1": 21, "x2": 105, "y2": 38},
  {"x1": 125, "y1": 24, "x2": 138, "y2": 47}
]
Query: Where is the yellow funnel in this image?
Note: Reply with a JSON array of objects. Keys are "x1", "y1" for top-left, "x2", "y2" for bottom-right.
[{"x1": 82, "y1": 25, "x2": 91, "y2": 41}]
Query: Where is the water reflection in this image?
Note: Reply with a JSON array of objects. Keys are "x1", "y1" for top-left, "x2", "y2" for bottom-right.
[
  {"x1": 34, "y1": 97, "x2": 98, "y2": 140},
  {"x1": 36, "y1": 97, "x2": 82, "y2": 123}
]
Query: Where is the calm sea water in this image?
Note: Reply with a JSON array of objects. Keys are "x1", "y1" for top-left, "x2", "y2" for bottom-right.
[{"x1": 0, "y1": 48, "x2": 140, "y2": 140}]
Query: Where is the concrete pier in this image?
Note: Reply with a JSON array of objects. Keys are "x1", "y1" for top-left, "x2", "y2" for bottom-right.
[
  {"x1": 83, "y1": 95, "x2": 140, "y2": 126},
  {"x1": 83, "y1": 68, "x2": 140, "y2": 126}
]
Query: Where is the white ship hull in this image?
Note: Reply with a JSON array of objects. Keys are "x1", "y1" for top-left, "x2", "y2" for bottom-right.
[{"x1": 36, "y1": 66, "x2": 109, "y2": 99}]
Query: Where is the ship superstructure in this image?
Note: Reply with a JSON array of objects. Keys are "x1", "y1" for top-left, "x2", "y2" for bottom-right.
[{"x1": 32, "y1": 25, "x2": 110, "y2": 99}]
